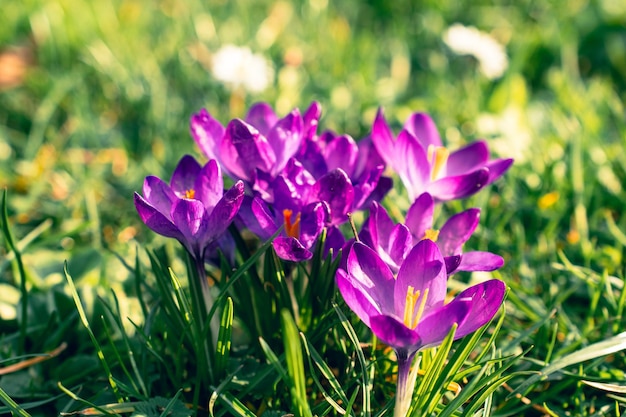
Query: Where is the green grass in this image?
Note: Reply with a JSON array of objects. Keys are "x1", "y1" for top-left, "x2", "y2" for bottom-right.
[{"x1": 1, "y1": 0, "x2": 626, "y2": 415}]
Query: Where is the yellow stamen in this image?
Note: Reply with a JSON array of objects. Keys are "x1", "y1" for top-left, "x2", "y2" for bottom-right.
[
  {"x1": 427, "y1": 144, "x2": 450, "y2": 181},
  {"x1": 184, "y1": 189, "x2": 196, "y2": 199},
  {"x1": 413, "y1": 287, "x2": 429, "y2": 327},
  {"x1": 422, "y1": 229, "x2": 440, "y2": 242},
  {"x1": 403, "y1": 287, "x2": 429, "y2": 329},
  {"x1": 403, "y1": 286, "x2": 420, "y2": 329},
  {"x1": 283, "y1": 209, "x2": 301, "y2": 239}
]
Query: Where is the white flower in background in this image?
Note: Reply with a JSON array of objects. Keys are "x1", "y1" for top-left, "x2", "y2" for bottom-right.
[
  {"x1": 443, "y1": 23, "x2": 508, "y2": 80},
  {"x1": 211, "y1": 44, "x2": 274, "y2": 93}
]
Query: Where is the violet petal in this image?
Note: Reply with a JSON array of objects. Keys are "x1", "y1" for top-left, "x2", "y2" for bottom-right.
[
  {"x1": 428, "y1": 167, "x2": 490, "y2": 201},
  {"x1": 370, "y1": 314, "x2": 421, "y2": 349},
  {"x1": 453, "y1": 279, "x2": 506, "y2": 339},
  {"x1": 405, "y1": 192, "x2": 434, "y2": 243},
  {"x1": 194, "y1": 159, "x2": 223, "y2": 211},
  {"x1": 245, "y1": 102, "x2": 278, "y2": 137},
  {"x1": 394, "y1": 239, "x2": 446, "y2": 316},
  {"x1": 438, "y1": 208, "x2": 480, "y2": 256},
  {"x1": 273, "y1": 236, "x2": 313, "y2": 262},
  {"x1": 142, "y1": 176, "x2": 177, "y2": 220},
  {"x1": 457, "y1": 251, "x2": 504, "y2": 272},
  {"x1": 446, "y1": 141, "x2": 490, "y2": 176},
  {"x1": 404, "y1": 112, "x2": 442, "y2": 149},
  {"x1": 134, "y1": 193, "x2": 184, "y2": 240},
  {"x1": 190, "y1": 109, "x2": 225, "y2": 163},
  {"x1": 416, "y1": 297, "x2": 473, "y2": 349}
]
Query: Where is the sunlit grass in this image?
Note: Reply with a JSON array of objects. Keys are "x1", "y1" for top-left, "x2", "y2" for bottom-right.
[{"x1": 1, "y1": 0, "x2": 626, "y2": 415}]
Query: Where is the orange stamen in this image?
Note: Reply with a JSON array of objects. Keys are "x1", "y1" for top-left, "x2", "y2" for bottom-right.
[
  {"x1": 283, "y1": 209, "x2": 301, "y2": 239},
  {"x1": 184, "y1": 189, "x2": 196, "y2": 199}
]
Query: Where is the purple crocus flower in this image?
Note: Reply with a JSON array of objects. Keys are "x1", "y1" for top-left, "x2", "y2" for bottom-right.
[
  {"x1": 336, "y1": 240, "x2": 505, "y2": 416},
  {"x1": 238, "y1": 158, "x2": 349, "y2": 261},
  {"x1": 361, "y1": 193, "x2": 504, "y2": 275},
  {"x1": 133, "y1": 155, "x2": 245, "y2": 261},
  {"x1": 238, "y1": 195, "x2": 329, "y2": 262},
  {"x1": 190, "y1": 102, "x2": 321, "y2": 202},
  {"x1": 371, "y1": 109, "x2": 513, "y2": 202}
]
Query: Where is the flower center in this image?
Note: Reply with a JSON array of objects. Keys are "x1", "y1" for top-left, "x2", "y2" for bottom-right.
[
  {"x1": 422, "y1": 228, "x2": 440, "y2": 242},
  {"x1": 184, "y1": 189, "x2": 196, "y2": 199},
  {"x1": 283, "y1": 209, "x2": 301, "y2": 239},
  {"x1": 403, "y1": 286, "x2": 429, "y2": 330},
  {"x1": 427, "y1": 145, "x2": 450, "y2": 181}
]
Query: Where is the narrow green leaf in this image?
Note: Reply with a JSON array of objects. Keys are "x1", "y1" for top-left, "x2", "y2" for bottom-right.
[
  {"x1": 1, "y1": 189, "x2": 29, "y2": 354},
  {"x1": 0, "y1": 385, "x2": 31, "y2": 417},
  {"x1": 300, "y1": 332, "x2": 349, "y2": 414},
  {"x1": 510, "y1": 331, "x2": 626, "y2": 398},
  {"x1": 281, "y1": 310, "x2": 313, "y2": 417},
  {"x1": 64, "y1": 263, "x2": 121, "y2": 401},
  {"x1": 333, "y1": 302, "x2": 371, "y2": 417},
  {"x1": 215, "y1": 297, "x2": 234, "y2": 379}
]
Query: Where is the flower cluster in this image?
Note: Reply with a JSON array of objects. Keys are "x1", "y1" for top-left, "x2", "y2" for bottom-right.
[{"x1": 134, "y1": 101, "x2": 511, "y2": 417}]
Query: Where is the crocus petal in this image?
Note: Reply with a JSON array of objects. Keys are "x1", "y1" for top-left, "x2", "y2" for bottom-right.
[
  {"x1": 395, "y1": 239, "x2": 446, "y2": 316},
  {"x1": 452, "y1": 279, "x2": 506, "y2": 339},
  {"x1": 170, "y1": 155, "x2": 202, "y2": 196},
  {"x1": 367, "y1": 202, "x2": 411, "y2": 271},
  {"x1": 267, "y1": 109, "x2": 304, "y2": 175},
  {"x1": 272, "y1": 159, "x2": 316, "y2": 212},
  {"x1": 444, "y1": 255, "x2": 462, "y2": 275},
  {"x1": 385, "y1": 224, "x2": 412, "y2": 272},
  {"x1": 134, "y1": 193, "x2": 184, "y2": 241},
  {"x1": 313, "y1": 169, "x2": 354, "y2": 226},
  {"x1": 324, "y1": 134, "x2": 358, "y2": 176},
  {"x1": 238, "y1": 196, "x2": 277, "y2": 240},
  {"x1": 205, "y1": 181, "x2": 245, "y2": 242},
  {"x1": 371, "y1": 108, "x2": 396, "y2": 167},
  {"x1": 303, "y1": 101, "x2": 322, "y2": 138},
  {"x1": 485, "y1": 158, "x2": 514, "y2": 184},
  {"x1": 360, "y1": 175, "x2": 393, "y2": 209},
  {"x1": 457, "y1": 251, "x2": 504, "y2": 272},
  {"x1": 194, "y1": 159, "x2": 223, "y2": 211},
  {"x1": 367, "y1": 201, "x2": 393, "y2": 250},
  {"x1": 405, "y1": 193, "x2": 434, "y2": 243},
  {"x1": 404, "y1": 112, "x2": 442, "y2": 149},
  {"x1": 416, "y1": 297, "x2": 473, "y2": 349},
  {"x1": 297, "y1": 137, "x2": 327, "y2": 179},
  {"x1": 142, "y1": 176, "x2": 177, "y2": 220},
  {"x1": 370, "y1": 315, "x2": 421, "y2": 349},
  {"x1": 299, "y1": 201, "x2": 329, "y2": 250},
  {"x1": 245, "y1": 102, "x2": 278, "y2": 137},
  {"x1": 352, "y1": 165, "x2": 384, "y2": 211},
  {"x1": 354, "y1": 135, "x2": 386, "y2": 179},
  {"x1": 171, "y1": 198, "x2": 208, "y2": 255},
  {"x1": 437, "y1": 208, "x2": 480, "y2": 256},
  {"x1": 273, "y1": 236, "x2": 313, "y2": 262},
  {"x1": 347, "y1": 243, "x2": 396, "y2": 314},
  {"x1": 396, "y1": 130, "x2": 430, "y2": 201},
  {"x1": 220, "y1": 119, "x2": 276, "y2": 181},
  {"x1": 445, "y1": 141, "x2": 490, "y2": 176},
  {"x1": 336, "y1": 268, "x2": 382, "y2": 327},
  {"x1": 190, "y1": 109, "x2": 225, "y2": 163},
  {"x1": 427, "y1": 167, "x2": 490, "y2": 201}
]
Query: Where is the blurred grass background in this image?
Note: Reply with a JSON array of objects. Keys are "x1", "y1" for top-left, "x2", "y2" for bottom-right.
[{"x1": 1, "y1": 0, "x2": 626, "y2": 415}]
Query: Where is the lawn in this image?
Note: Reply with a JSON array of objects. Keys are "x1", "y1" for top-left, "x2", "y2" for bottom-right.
[{"x1": 1, "y1": 0, "x2": 626, "y2": 416}]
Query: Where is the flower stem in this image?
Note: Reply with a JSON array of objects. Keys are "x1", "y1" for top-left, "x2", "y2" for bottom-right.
[{"x1": 394, "y1": 350, "x2": 419, "y2": 417}]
